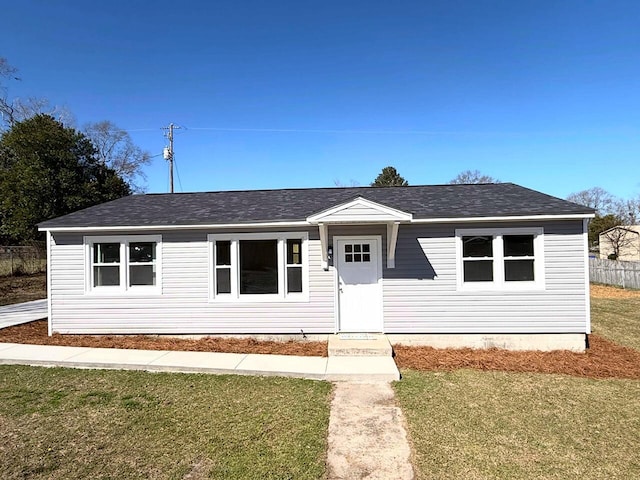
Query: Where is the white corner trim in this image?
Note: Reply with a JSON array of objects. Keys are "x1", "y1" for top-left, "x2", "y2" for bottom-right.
[
  {"x1": 306, "y1": 197, "x2": 412, "y2": 223},
  {"x1": 46, "y1": 231, "x2": 52, "y2": 336},
  {"x1": 583, "y1": 218, "x2": 591, "y2": 333},
  {"x1": 386, "y1": 222, "x2": 400, "y2": 269}
]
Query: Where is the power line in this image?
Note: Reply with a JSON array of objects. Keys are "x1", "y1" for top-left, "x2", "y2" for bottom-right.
[
  {"x1": 125, "y1": 125, "x2": 579, "y2": 136},
  {"x1": 184, "y1": 127, "x2": 461, "y2": 134}
]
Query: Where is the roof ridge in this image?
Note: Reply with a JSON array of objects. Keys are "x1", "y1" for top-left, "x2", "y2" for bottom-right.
[{"x1": 141, "y1": 182, "x2": 506, "y2": 197}]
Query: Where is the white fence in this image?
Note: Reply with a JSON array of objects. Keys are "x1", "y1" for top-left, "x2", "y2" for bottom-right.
[{"x1": 589, "y1": 258, "x2": 640, "y2": 290}]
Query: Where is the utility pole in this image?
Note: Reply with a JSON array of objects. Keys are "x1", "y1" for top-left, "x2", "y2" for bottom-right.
[{"x1": 162, "y1": 123, "x2": 181, "y2": 193}]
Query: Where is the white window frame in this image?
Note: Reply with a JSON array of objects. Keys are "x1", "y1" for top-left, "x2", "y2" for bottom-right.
[
  {"x1": 455, "y1": 227, "x2": 545, "y2": 291},
  {"x1": 84, "y1": 235, "x2": 162, "y2": 295},
  {"x1": 208, "y1": 232, "x2": 309, "y2": 302}
]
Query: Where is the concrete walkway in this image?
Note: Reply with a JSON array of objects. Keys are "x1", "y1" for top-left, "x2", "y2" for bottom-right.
[
  {"x1": 327, "y1": 382, "x2": 414, "y2": 479},
  {"x1": 0, "y1": 342, "x2": 400, "y2": 381},
  {"x1": 0, "y1": 299, "x2": 47, "y2": 328}
]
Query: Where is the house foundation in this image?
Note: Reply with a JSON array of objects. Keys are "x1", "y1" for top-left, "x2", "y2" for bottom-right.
[{"x1": 386, "y1": 333, "x2": 587, "y2": 352}]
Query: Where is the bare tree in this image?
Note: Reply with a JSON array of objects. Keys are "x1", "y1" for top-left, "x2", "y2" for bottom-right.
[
  {"x1": 333, "y1": 178, "x2": 360, "y2": 187},
  {"x1": 448, "y1": 169, "x2": 499, "y2": 184},
  {"x1": 0, "y1": 57, "x2": 20, "y2": 126},
  {"x1": 1, "y1": 58, "x2": 74, "y2": 127},
  {"x1": 600, "y1": 226, "x2": 639, "y2": 260},
  {"x1": 613, "y1": 196, "x2": 640, "y2": 224},
  {"x1": 566, "y1": 187, "x2": 616, "y2": 215},
  {"x1": 0, "y1": 58, "x2": 18, "y2": 79},
  {"x1": 83, "y1": 121, "x2": 151, "y2": 192}
]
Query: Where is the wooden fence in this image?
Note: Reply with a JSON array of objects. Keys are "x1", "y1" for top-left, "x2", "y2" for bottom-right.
[
  {"x1": 589, "y1": 258, "x2": 640, "y2": 289},
  {"x1": 0, "y1": 245, "x2": 47, "y2": 276}
]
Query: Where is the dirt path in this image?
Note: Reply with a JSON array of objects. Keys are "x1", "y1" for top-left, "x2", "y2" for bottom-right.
[{"x1": 327, "y1": 382, "x2": 414, "y2": 480}]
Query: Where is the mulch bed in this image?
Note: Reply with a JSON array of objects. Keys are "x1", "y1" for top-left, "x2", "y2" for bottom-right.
[
  {"x1": 1, "y1": 321, "x2": 638, "y2": 380},
  {"x1": 394, "y1": 334, "x2": 640, "y2": 380},
  {"x1": 2, "y1": 281, "x2": 639, "y2": 379},
  {"x1": 0, "y1": 320, "x2": 328, "y2": 357}
]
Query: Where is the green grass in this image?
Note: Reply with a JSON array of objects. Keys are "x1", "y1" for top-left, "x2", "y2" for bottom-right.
[
  {"x1": 0, "y1": 366, "x2": 332, "y2": 480},
  {"x1": 591, "y1": 294, "x2": 640, "y2": 351},
  {"x1": 395, "y1": 370, "x2": 640, "y2": 480}
]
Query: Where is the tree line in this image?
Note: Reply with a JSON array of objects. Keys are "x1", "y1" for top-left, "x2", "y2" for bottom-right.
[
  {"x1": 566, "y1": 187, "x2": 640, "y2": 258},
  {"x1": 0, "y1": 58, "x2": 150, "y2": 245},
  {"x1": 365, "y1": 167, "x2": 498, "y2": 187}
]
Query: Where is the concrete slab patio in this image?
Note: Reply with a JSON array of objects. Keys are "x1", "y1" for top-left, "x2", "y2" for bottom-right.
[
  {"x1": 0, "y1": 299, "x2": 47, "y2": 329},
  {"x1": 0, "y1": 342, "x2": 400, "y2": 381}
]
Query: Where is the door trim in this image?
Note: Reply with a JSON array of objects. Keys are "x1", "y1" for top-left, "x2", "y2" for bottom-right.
[{"x1": 333, "y1": 235, "x2": 384, "y2": 333}]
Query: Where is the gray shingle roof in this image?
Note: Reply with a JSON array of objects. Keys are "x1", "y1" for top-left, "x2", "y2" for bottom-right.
[{"x1": 38, "y1": 183, "x2": 594, "y2": 229}]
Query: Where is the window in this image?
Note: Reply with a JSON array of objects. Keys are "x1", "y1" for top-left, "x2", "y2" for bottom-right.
[
  {"x1": 344, "y1": 243, "x2": 371, "y2": 263},
  {"x1": 456, "y1": 228, "x2": 544, "y2": 290},
  {"x1": 240, "y1": 239, "x2": 278, "y2": 294},
  {"x1": 129, "y1": 242, "x2": 157, "y2": 286},
  {"x1": 215, "y1": 240, "x2": 232, "y2": 295},
  {"x1": 209, "y1": 232, "x2": 308, "y2": 301},
  {"x1": 93, "y1": 243, "x2": 120, "y2": 287},
  {"x1": 286, "y1": 239, "x2": 303, "y2": 293},
  {"x1": 503, "y1": 235, "x2": 535, "y2": 282},
  {"x1": 462, "y1": 236, "x2": 493, "y2": 282},
  {"x1": 86, "y1": 235, "x2": 161, "y2": 293}
]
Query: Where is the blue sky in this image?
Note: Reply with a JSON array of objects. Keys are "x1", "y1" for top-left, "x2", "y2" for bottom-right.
[{"x1": 2, "y1": 0, "x2": 639, "y2": 199}]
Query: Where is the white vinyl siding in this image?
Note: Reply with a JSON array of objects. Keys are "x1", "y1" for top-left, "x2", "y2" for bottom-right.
[
  {"x1": 49, "y1": 229, "x2": 334, "y2": 334},
  {"x1": 383, "y1": 221, "x2": 588, "y2": 334},
  {"x1": 47, "y1": 220, "x2": 589, "y2": 336}
]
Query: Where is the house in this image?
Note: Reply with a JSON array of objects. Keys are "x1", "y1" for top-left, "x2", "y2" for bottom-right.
[
  {"x1": 38, "y1": 183, "x2": 595, "y2": 351},
  {"x1": 599, "y1": 225, "x2": 640, "y2": 261}
]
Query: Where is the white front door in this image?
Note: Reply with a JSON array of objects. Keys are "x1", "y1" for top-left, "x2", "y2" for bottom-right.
[{"x1": 335, "y1": 236, "x2": 383, "y2": 332}]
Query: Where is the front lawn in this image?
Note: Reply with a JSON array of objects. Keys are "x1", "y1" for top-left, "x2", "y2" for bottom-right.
[
  {"x1": 0, "y1": 365, "x2": 331, "y2": 479},
  {"x1": 395, "y1": 370, "x2": 640, "y2": 480}
]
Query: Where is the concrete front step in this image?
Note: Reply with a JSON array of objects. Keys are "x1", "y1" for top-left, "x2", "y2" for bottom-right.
[{"x1": 328, "y1": 334, "x2": 393, "y2": 357}]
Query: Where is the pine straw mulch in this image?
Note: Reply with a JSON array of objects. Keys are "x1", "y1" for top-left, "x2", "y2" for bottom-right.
[
  {"x1": 0, "y1": 320, "x2": 328, "y2": 357},
  {"x1": 394, "y1": 334, "x2": 640, "y2": 380},
  {"x1": 1, "y1": 321, "x2": 639, "y2": 380},
  {"x1": 2, "y1": 281, "x2": 640, "y2": 379}
]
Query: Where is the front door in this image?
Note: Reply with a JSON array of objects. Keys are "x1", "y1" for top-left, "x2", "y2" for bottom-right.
[{"x1": 335, "y1": 236, "x2": 383, "y2": 332}]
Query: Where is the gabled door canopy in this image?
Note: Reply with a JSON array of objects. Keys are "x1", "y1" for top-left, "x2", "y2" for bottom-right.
[
  {"x1": 308, "y1": 197, "x2": 412, "y2": 270},
  {"x1": 307, "y1": 196, "x2": 413, "y2": 224}
]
